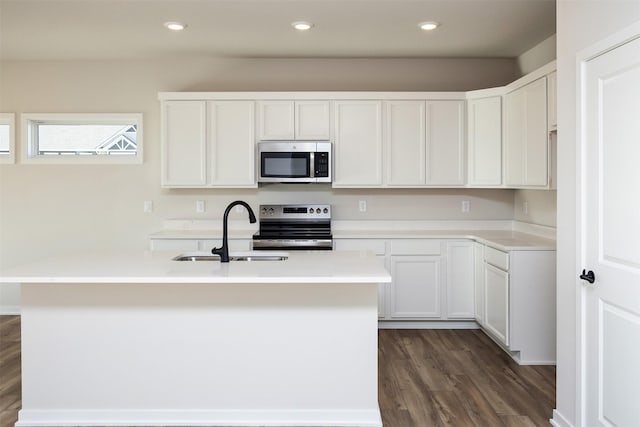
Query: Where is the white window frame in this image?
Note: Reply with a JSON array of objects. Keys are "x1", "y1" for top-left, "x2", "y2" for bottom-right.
[
  {"x1": 21, "y1": 113, "x2": 143, "y2": 164},
  {"x1": 0, "y1": 113, "x2": 16, "y2": 164}
]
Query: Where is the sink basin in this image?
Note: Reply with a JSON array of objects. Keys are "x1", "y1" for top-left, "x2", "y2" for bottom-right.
[
  {"x1": 172, "y1": 255, "x2": 221, "y2": 262},
  {"x1": 230, "y1": 255, "x2": 288, "y2": 261},
  {"x1": 172, "y1": 251, "x2": 288, "y2": 262}
]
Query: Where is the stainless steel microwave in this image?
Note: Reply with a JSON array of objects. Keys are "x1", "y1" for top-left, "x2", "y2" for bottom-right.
[{"x1": 257, "y1": 141, "x2": 331, "y2": 183}]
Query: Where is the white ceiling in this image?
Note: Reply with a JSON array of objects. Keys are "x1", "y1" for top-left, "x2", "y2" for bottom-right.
[{"x1": 0, "y1": 0, "x2": 556, "y2": 61}]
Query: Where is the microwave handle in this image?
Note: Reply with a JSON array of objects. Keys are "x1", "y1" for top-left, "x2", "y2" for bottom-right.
[{"x1": 309, "y1": 152, "x2": 315, "y2": 178}]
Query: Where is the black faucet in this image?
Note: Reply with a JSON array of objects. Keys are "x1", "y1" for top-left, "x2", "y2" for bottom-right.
[{"x1": 212, "y1": 200, "x2": 257, "y2": 262}]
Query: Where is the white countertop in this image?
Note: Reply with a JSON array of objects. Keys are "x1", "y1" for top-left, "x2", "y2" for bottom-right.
[
  {"x1": 0, "y1": 250, "x2": 391, "y2": 284},
  {"x1": 149, "y1": 220, "x2": 556, "y2": 252},
  {"x1": 333, "y1": 229, "x2": 556, "y2": 251}
]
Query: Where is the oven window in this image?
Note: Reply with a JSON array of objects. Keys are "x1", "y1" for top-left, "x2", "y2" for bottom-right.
[{"x1": 262, "y1": 152, "x2": 309, "y2": 177}]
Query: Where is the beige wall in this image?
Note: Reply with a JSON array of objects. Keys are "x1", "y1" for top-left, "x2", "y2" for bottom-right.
[
  {"x1": 0, "y1": 56, "x2": 519, "y2": 310},
  {"x1": 555, "y1": 2, "x2": 640, "y2": 426},
  {"x1": 517, "y1": 34, "x2": 557, "y2": 76},
  {"x1": 513, "y1": 189, "x2": 557, "y2": 227}
]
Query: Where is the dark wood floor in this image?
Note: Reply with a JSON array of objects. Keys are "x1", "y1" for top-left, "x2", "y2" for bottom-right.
[{"x1": 0, "y1": 316, "x2": 555, "y2": 427}]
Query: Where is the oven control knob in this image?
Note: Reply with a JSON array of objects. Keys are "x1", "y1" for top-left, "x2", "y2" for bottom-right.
[
  {"x1": 268, "y1": 208, "x2": 274, "y2": 215},
  {"x1": 308, "y1": 208, "x2": 313, "y2": 214},
  {"x1": 323, "y1": 208, "x2": 328, "y2": 214}
]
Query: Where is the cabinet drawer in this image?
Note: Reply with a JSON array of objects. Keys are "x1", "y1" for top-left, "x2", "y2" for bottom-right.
[
  {"x1": 484, "y1": 246, "x2": 509, "y2": 270},
  {"x1": 389, "y1": 239, "x2": 441, "y2": 255},
  {"x1": 334, "y1": 239, "x2": 386, "y2": 255}
]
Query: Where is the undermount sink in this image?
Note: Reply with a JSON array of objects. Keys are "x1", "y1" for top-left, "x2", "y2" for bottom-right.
[
  {"x1": 172, "y1": 252, "x2": 288, "y2": 262},
  {"x1": 173, "y1": 255, "x2": 221, "y2": 262},
  {"x1": 229, "y1": 255, "x2": 288, "y2": 261}
]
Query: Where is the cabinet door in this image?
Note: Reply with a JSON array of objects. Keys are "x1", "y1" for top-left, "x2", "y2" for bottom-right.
[
  {"x1": 390, "y1": 255, "x2": 441, "y2": 318},
  {"x1": 484, "y1": 263, "x2": 509, "y2": 346},
  {"x1": 333, "y1": 100, "x2": 383, "y2": 187},
  {"x1": 523, "y1": 77, "x2": 548, "y2": 186},
  {"x1": 504, "y1": 88, "x2": 525, "y2": 186},
  {"x1": 426, "y1": 100, "x2": 465, "y2": 185},
  {"x1": 208, "y1": 101, "x2": 256, "y2": 187},
  {"x1": 445, "y1": 241, "x2": 475, "y2": 319},
  {"x1": 257, "y1": 101, "x2": 295, "y2": 140},
  {"x1": 504, "y1": 77, "x2": 548, "y2": 187},
  {"x1": 295, "y1": 101, "x2": 330, "y2": 140},
  {"x1": 467, "y1": 96, "x2": 502, "y2": 186},
  {"x1": 473, "y1": 243, "x2": 485, "y2": 325},
  {"x1": 161, "y1": 100, "x2": 207, "y2": 187},
  {"x1": 385, "y1": 100, "x2": 426, "y2": 186}
]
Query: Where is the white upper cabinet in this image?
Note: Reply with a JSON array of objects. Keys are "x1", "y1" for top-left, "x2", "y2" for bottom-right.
[
  {"x1": 257, "y1": 100, "x2": 330, "y2": 140},
  {"x1": 385, "y1": 100, "x2": 426, "y2": 186},
  {"x1": 161, "y1": 100, "x2": 256, "y2": 188},
  {"x1": 426, "y1": 100, "x2": 466, "y2": 185},
  {"x1": 161, "y1": 100, "x2": 208, "y2": 187},
  {"x1": 296, "y1": 101, "x2": 331, "y2": 140},
  {"x1": 504, "y1": 76, "x2": 548, "y2": 187},
  {"x1": 333, "y1": 100, "x2": 383, "y2": 187},
  {"x1": 467, "y1": 95, "x2": 503, "y2": 187},
  {"x1": 385, "y1": 99, "x2": 465, "y2": 187},
  {"x1": 207, "y1": 101, "x2": 256, "y2": 187}
]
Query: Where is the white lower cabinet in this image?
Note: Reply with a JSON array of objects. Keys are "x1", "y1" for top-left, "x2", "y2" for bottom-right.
[
  {"x1": 445, "y1": 241, "x2": 475, "y2": 319},
  {"x1": 334, "y1": 238, "x2": 475, "y2": 322},
  {"x1": 478, "y1": 244, "x2": 556, "y2": 364},
  {"x1": 390, "y1": 255, "x2": 441, "y2": 318},
  {"x1": 484, "y1": 262, "x2": 510, "y2": 345},
  {"x1": 473, "y1": 242, "x2": 486, "y2": 326}
]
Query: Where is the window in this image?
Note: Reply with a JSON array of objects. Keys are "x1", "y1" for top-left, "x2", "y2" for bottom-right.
[
  {"x1": 0, "y1": 113, "x2": 16, "y2": 164},
  {"x1": 22, "y1": 113, "x2": 143, "y2": 164}
]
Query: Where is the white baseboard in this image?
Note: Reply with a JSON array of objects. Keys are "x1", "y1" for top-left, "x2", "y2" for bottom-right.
[
  {"x1": 378, "y1": 320, "x2": 479, "y2": 329},
  {"x1": 550, "y1": 409, "x2": 573, "y2": 427},
  {"x1": 16, "y1": 409, "x2": 382, "y2": 427}
]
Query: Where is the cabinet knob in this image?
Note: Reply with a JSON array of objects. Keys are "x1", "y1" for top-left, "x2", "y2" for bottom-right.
[{"x1": 579, "y1": 269, "x2": 595, "y2": 284}]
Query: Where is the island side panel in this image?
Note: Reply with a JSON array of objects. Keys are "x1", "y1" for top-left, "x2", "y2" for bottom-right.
[{"x1": 19, "y1": 282, "x2": 381, "y2": 427}]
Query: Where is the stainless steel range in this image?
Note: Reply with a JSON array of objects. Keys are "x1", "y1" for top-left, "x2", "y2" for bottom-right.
[{"x1": 252, "y1": 204, "x2": 332, "y2": 251}]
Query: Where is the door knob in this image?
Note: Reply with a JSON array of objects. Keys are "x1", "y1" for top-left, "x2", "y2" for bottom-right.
[{"x1": 579, "y1": 269, "x2": 595, "y2": 284}]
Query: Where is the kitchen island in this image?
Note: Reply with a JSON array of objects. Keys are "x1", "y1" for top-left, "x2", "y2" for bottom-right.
[{"x1": 1, "y1": 250, "x2": 391, "y2": 427}]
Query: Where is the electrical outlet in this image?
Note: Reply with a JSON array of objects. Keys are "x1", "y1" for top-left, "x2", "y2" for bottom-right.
[
  {"x1": 196, "y1": 200, "x2": 205, "y2": 213},
  {"x1": 235, "y1": 205, "x2": 245, "y2": 214},
  {"x1": 523, "y1": 201, "x2": 529, "y2": 214},
  {"x1": 461, "y1": 200, "x2": 470, "y2": 213},
  {"x1": 359, "y1": 200, "x2": 367, "y2": 212},
  {"x1": 143, "y1": 200, "x2": 153, "y2": 213}
]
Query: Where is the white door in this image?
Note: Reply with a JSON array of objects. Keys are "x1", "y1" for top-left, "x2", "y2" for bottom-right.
[{"x1": 580, "y1": 27, "x2": 640, "y2": 426}]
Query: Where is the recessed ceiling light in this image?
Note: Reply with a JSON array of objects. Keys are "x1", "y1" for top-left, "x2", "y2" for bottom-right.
[
  {"x1": 418, "y1": 21, "x2": 440, "y2": 31},
  {"x1": 292, "y1": 21, "x2": 314, "y2": 31},
  {"x1": 164, "y1": 22, "x2": 187, "y2": 31}
]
